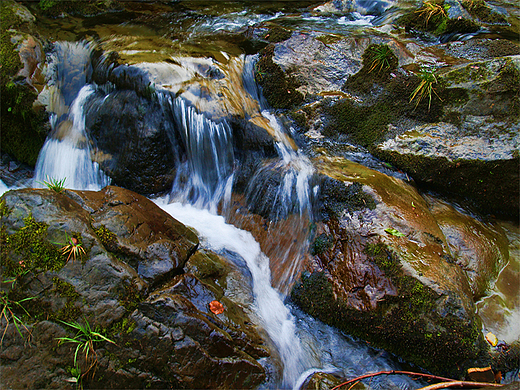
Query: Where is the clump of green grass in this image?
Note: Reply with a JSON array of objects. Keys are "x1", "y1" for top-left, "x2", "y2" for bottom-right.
[
  {"x1": 57, "y1": 318, "x2": 116, "y2": 377},
  {"x1": 38, "y1": 176, "x2": 66, "y2": 193},
  {"x1": 410, "y1": 67, "x2": 443, "y2": 110},
  {"x1": 1, "y1": 277, "x2": 34, "y2": 344},
  {"x1": 367, "y1": 44, "x2": 396, "y2": 74},
  {"x1": 416, "y1": 1, "x2": 448, "y2": 27}
]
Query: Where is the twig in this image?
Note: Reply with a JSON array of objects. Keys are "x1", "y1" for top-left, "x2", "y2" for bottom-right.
[
  {"x1": 417, "y1": 381, "x2": 503, "y2": 389},
  {"x1": 330, "y1": 370, "x2": 455, "y2": 390}
]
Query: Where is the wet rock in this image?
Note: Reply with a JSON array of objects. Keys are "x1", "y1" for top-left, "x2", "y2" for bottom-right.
[
  {"x1": 375, "y1": 119, "x2": 519, "y2": 218},
  {"x1": 0, "y1": 186, "x2": 266, "y2": 389},
  {"x1": 440, "y1": 38, "x2": 520, "y2": 62},
  {"x1": 292, "y1": 156, "x2": 487, "y2": 378},
  {"x1": 67, "y1": 186, "x2": 199, "y2": 286},
  {"x1": 428, "y1": 197, "x2": 510, "y2": 299},
  {"x1": 85, "y1": 89, "x2": 179, "y2": 195},
  {"x1": 271, "y1": 34, "x2": 367, "y2": 97}
]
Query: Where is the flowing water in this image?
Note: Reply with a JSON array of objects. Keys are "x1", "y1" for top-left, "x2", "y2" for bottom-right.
[
  {"x1": 23, "y1": 36, "x2": 425, "y2": 389},
  {"x1": 34, "y1": 42, "x2": 110, "y2": 190}
]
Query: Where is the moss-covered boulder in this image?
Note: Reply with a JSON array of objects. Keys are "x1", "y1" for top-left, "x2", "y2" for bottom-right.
[
  {"x1": 292, "y1": 156, "x2": 489, "y2": 378},
  {"x1": 0, "y1": 186, "x2": 267, "y2": 389},
  {"x1": 375, "y1": 119, "x2": 519, "y2": 218}
]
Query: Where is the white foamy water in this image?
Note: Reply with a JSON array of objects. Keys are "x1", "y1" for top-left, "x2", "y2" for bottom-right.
[
  {"x1": 34, "y1": 85, "x2": 110, "y2": 191},
  {"x1": 156, "y1": 200, "x2": 313, "y2": 388}
]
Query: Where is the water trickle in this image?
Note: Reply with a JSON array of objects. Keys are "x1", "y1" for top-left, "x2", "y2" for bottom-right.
[
  {"x1": 160, "y1": 94, "x2": 235, "y2": 213},
  {"x1": 34, "y1": 85, "x2": 110, "y2": 190},
  {"x1": 34, "y1": 41, "x2": 110, "y2": 191}
]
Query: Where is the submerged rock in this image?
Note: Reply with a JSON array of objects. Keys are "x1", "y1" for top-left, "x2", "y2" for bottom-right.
[
  {"x1": 0, "y1": 186, "x2": 267, "y2": 389},
  {"x1": 292, "y1": 156, "x2": 488, "y2": 378}
]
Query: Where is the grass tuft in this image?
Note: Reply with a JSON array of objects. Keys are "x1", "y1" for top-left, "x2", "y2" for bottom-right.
[{"x1": 39, "y1": 176, "x2": 66, "y2": 193}]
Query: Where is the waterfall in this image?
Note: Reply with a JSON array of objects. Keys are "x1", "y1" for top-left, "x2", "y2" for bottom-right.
[
  {"x1": 34, "y1": 85, "x2": 110, "y2": 190},
  {"x1": 34, "y1": 41, "x2": 110, "y2": 191},
  {"x1": 160, "y1": 94, "x2": 235, "y2": 213}
]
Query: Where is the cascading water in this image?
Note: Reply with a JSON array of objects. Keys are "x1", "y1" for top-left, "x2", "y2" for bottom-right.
[
  {"x1": 160, "y1": 94, "x2": 235, "y2": 213},
  {"x1": 25, "y1": 37, "x2": 427, "y2": 390},
  {"x1": 34, "y1": 41, "x2": 110, "y2": 191},
  {"x1": 156, "y1": 201, "x2": 315, "y2": 388}
]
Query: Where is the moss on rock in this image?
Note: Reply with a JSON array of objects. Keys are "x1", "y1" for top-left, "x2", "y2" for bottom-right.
[
  {"x1": 374, "y1": 150, "x2": 520, "y2": 219},
  {"x1": 0, "y1": 215, "x2": 67, "y2": 278},
  {"x1": 461, "y1": 0, "x2": 508, "y2": 25},
  {"x1": 0, "y1": 2, "x2": 48, "y2": 166},
  {"x1": 291, "y1": 243, "x2": 488, "y2": 378},
  {"x1": 254, "y1": 44, "x2": 304, "y2": 109}
]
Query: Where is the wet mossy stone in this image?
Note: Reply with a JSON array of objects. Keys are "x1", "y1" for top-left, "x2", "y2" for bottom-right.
[
  {"x1": 291, "y1": 258, "x2": 487, "y2": 378},
  {"x1": 26, "y1": 0, "x2": 122, "y2": 18},
  {"x1": 318, "y1": 176, "x2": 376, "y2": 221},
  {"x1": 376, "y1": 131, "x2": 520, "y2": 219},
  {"x1": 255, "y1": 44, "x2": 304, "y2": 109},
  {"x1": 343, "y1": 43, "x2": 399, "y2": 92},
  {"x1": 263, "y1": 25, "x2": 292, "y2": 43},
  {"x1": 461, "y1": 0, "x2": 508, "y2": 25},
  {"x1": 397, "y1": 0, "x2": 481, "y2": 37}
]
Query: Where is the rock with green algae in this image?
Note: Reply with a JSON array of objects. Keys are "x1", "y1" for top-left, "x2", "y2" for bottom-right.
[
  {"x1": 292, "y1": 155, "x2": 489, "y2": 378},
  {"x1": 0, "y1": 186, "x2": 267, "y2": 390},
  {"x1": 375, "y1": 119, "x2": 519, "y2": 218}
]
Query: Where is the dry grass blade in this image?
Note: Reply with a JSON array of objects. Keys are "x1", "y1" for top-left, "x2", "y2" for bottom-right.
[{"x1": 416, "y1": 1, "x2": 448, "y2": 26}]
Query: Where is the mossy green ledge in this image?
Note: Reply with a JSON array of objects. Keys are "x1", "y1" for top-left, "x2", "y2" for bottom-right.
[{"x1": 292, "y1": 156, "x2": 488, "y2": 378}]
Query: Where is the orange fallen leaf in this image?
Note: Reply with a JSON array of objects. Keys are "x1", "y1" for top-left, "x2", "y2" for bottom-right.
[{"x1": 209, "y1": 300, "x2": 224, "y2": 314}]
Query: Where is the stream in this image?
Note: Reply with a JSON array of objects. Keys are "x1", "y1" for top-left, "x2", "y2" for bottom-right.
[{"x1": 1, "y1": 0, "x2": 519, "y2": 388}]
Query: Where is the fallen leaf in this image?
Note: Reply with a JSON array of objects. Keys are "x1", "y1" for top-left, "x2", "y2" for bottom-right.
[
  {"x1": 385, "y1": 228, "x2": 405, "y2": 237},
  {"x1": 485, "y1": 332, "x2": 498, "y2": 347},
  {"x1": 209, "y1": 300, "x2": 224, "y2": 315}
]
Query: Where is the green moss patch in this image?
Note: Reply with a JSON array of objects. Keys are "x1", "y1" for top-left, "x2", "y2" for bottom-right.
[
  {"x1": 254, "y1": 44, "x2": 304, "y2": 109},
  {"x1": 461, "y1": 0, "x2": 508, "y2": 24},
  {"x1": 0, "y1": 215, "x2": 67, "y2": 278},
  {"x1": 94, "y1": 225, "x2": 118, "y2": 251},
  {"x1": 291, "y1": 243, "x2": 487, "y2": 378},
  {"x1": 263, "y1": 25, "x2": 292, "y2": 43}
]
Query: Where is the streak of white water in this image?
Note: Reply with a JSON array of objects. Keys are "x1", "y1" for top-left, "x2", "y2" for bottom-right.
[
  {"x1": 159, "y1": 94, "x2": 235, "y2": 213},
  {"x1": 0, "y1": 180, "x2": 9, "y2": 197},
  {"x1": 156, "y1": 200, "x2": 314, "y2": 388},
  {"x1": 34, "y1": 85, "x2": 110, "y2": 190}
]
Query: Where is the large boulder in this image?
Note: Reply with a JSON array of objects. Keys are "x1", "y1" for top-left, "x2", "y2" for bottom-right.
[
  {"x1": 291, "y1": 156, "x2": 489, "y2": 377},
  {"x1": 85, "y1": 90, "x2": 179, "y2": 195},
  {"x1": 372, "y1": 56, "x2": 520, "y2": 218},
  {"x1": 0, "y1": 186, "x2": 267, "y2": 389}
]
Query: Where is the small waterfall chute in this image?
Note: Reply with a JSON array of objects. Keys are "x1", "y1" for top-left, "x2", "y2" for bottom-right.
[
  {"x1": 160, "y1": 94, "x2": 235, "y2": 213},
  {"x1": 34, "y1": 85, "x2": 110, "y2": 191},
  {"x1": 34, "y1": 41, "x2": 110, "y2": 191},
  {"x1": 156, "y1": 200, "x2": 316, "y2": 388}
]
